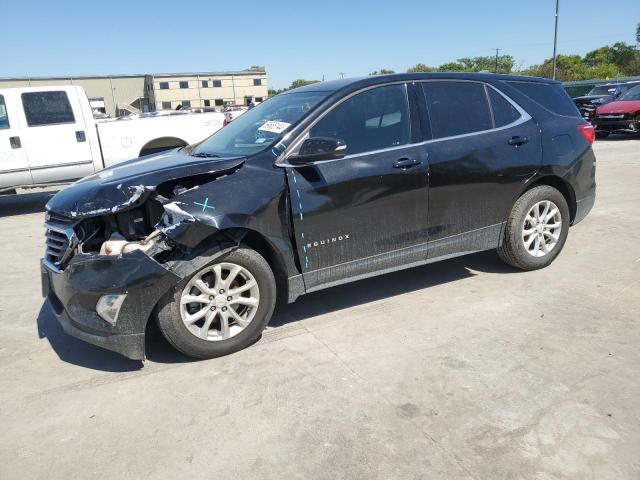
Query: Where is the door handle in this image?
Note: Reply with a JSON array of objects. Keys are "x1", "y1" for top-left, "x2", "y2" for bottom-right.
[
  {"x1": 508, "y1": 135, "x2": 529, "y2": 147},
  {"x1": 9, "y1": 136, "x2": 21, "y2": 149},
  {"x1": 393, "y1": 158, "x2": 421, "y2": 169}
]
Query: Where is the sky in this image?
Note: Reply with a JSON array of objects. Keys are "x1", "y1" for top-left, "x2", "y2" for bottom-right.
[{"x1": 1, "y1": 0, "x2": 638, "y2": 89}]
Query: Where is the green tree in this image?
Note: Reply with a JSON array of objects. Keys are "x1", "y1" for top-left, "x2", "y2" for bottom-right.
[
  {"x1": 407, "y1": 63, "x2": 437, "y2": 72},
  {"x1": 585, "y1": 42, "x2": 639, "y2": 74},
  {"x1": 524, "y1": 54, "x2": 624, "y2": 81},
  {"x1": 289, "y1": 79, "x2": 320, "y2": 90}
]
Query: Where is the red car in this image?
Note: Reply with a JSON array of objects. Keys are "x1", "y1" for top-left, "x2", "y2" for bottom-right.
[{"x1": 593, "y1": 84, "x2": 640, "y2": 138}]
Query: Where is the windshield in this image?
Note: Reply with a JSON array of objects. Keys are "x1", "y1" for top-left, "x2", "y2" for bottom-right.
[
  {"x1": 193, "y1": 91, "x2": 328, "y2": 157},
  {"x1": 620, "y1": 85, "x2": 640, "y2": 101},
  {"x1": 587, "y1": 85, "x2": 620, "y2": 96}
]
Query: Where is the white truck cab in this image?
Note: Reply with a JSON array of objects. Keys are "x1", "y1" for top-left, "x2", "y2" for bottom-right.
[{"x1": 0, "y1": 86, "x2": 225, "y2": 193}]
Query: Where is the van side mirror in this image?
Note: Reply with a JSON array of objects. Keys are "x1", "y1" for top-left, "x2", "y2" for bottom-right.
[{"x1": 288, "y1": 137, "x2": 347, "y2": 165}]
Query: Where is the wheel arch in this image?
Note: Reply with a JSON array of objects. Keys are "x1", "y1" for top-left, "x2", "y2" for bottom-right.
[
  {"x1": 139, "y1": 137, "x2": 188, "y2": 157},
  {"x1": 524, "y1": 175, "x2": 577, "y2": 223}
]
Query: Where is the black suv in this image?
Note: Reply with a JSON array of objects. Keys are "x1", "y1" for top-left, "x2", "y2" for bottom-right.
[
  {"x1": 41, "y1": 73, "x2": 596, "y2": 360},
  {"x1": 573, "y1": 82, "x2": 639, "y2": 121}
]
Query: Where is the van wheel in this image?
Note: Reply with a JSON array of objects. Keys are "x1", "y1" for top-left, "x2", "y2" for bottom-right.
[
  {"x1": 156, "y1": 247, "x2": 276, "y2": 359},
  {"x1": 497, "y1": 185, "x2": 570, "y2": 271}
]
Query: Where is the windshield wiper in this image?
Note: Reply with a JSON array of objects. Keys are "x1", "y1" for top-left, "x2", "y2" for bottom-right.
[{"x1": 191, "y1": 152, "x2": 221, "y2": 158}]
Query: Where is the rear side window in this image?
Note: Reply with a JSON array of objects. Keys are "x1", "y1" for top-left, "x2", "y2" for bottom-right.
[
  {"x1": 422, "y1": 81, "x2": 492, "y2": 138},
  {"x1": 507, "y1": 81, "x2": 580, "y2": 118},
  {"x1": 310, "y1": 84, "x2": 410, "y2": 156},
  {"x1": 0, "y1": 95, "x2": 9, "y2": 129},
  {"x1": 487, "y1": 87, "x2": 521, "y2": 127},
  {"x1": 22, "y1": 91, "x2": 75, "y2": 126}
]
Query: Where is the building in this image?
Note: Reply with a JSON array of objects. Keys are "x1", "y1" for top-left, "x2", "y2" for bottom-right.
[
  {"x1": 0, "y1": 67, "x2": 268, "y2": 117},
  {"x1": 147, "y1": 67, "x2": 268, "y2": 111},
  {"x1": 0, "y1": 74, "x2": 146, "y2": 117}
]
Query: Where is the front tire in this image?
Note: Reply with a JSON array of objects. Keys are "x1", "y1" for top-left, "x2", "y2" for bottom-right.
[
  {"x1": 498, "y1": 185, "x2": 570, "y2": 271},
  {"x1": 156, "y1": 247, "x2": 276, "y2": 359}
]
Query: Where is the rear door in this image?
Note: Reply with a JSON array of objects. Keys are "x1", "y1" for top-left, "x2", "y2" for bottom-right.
[
  {"x1": 19, "y1": 88, "x2": 96, "y2": 184},
  {"x1": 0, "y1": 92, "x2": 32, "y2": 190},
  {"x1": 419, "y1": 80, "x2": 542, "y2": 254},
  {"x1": 284, "y1": 83, "x2": 430, "y2": 290}
]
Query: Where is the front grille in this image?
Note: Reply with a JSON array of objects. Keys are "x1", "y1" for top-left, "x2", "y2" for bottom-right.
[
  {"x1": 44, "y1": 213, "x2": 77, "y2": 271},
  {"x1": 45, "y1": 211, "x2": 74, "y2": 225}
]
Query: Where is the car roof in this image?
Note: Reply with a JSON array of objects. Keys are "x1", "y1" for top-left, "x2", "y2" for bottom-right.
[{"x1": 287, "y1": 72, "x2": 559, "y2": 95}]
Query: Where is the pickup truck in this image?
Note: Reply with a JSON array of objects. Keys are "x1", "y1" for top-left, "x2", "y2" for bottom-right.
[{"x1": 0, "y1": 86, "x2": 225, "y2": 193}]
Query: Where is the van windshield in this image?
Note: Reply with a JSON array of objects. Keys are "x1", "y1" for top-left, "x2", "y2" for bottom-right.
[
  {"x1": 620, "y1": 85, "x2": 640, "y2": 101},
  {"x1": 587, "y1": 85, "x2": 619, "y2": 96},
  {"x1": 192, "y1": 91, "x2": 327, "y2": 157}
]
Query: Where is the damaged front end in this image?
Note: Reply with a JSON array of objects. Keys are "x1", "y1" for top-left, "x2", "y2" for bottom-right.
[{"x1": 41, "y1": 152, "x2": 249, "y2": 360}]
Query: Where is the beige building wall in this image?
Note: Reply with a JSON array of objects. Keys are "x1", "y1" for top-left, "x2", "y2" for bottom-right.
[
  {"x1": 0, "y1": 68, "x2": 268, "y2": 116},
  {"x1": 0, "y1": 76, "x2": 145, "y2": 117},
  {"x1": 149, "y1": 71, "x2": 268, "y2": 110}
]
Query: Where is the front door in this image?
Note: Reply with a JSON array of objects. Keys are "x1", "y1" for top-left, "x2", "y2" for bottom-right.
[
  {"x1": 0, "y1": 92, "x2": 32, "y2": 190},
  {"x1": 19, "y1": 89, "x2": 95, "y2": 184},
  {"x1": 284, "y1": 83, "x2": 430, "y2": 290}
]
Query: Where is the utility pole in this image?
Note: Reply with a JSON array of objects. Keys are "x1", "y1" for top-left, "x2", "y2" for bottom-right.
[
  {"x1": 552, "y1": 0, "x2": 560, "y2": 80},
  {"x1": 495, "y1": 48, "x2": 502, "y2": 73}
]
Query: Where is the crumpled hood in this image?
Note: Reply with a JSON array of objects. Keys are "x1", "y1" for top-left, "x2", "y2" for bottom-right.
[
  {"x1": 46, "y1": 149, "x2": 245, "y2": 219},
  {"x1": 597, "y1": 100, "x2": 640, "y2": 115}
]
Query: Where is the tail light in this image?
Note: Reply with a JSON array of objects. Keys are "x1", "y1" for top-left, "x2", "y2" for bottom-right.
[{"x1": 577, "y1": 123, "x2": 595, "y2": 145}]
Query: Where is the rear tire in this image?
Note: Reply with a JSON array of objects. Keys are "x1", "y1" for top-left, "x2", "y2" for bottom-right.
[
  {"x1": 156, "y1": 247, "x2": 276, "y2": 359},
  {"x1": 497, "y1": 185, "x2": 570, "y2": 271}
]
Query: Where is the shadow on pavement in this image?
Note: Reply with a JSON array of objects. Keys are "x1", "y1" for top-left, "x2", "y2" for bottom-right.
[
  {"x1": 597, "y1": 133, "x2": 640, "y2": 142},
  {"x1": 269, "y1": 249, "x2": 513, "y2": 327},
  {"x1": 36, "y1": 249, "x2": 516, "y2": 371},
  {"x1": 0, "y1": 190, "x2": 58, "y2": 217}
]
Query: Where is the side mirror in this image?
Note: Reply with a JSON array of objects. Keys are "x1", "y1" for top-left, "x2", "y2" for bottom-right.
[{"x1": 288, "y1": 137, "x2": 347, "y2": 165}]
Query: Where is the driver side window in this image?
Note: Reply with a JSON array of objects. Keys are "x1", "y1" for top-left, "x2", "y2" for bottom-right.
[
  {"x1": 0, "y1": 95, "x2": 9, "y2": 130},
  {"x1": 310, "y1": 84, "x2": 410, "y2": 156}
]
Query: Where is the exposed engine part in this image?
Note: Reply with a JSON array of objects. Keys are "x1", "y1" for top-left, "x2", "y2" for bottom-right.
[{"x1": 99, "y1": 230, "x2": 162, "y2": 256}]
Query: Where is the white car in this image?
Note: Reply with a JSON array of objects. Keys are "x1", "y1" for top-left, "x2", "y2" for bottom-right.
[{"x1": 0, "y1": 86, "x2": 225, "y2": 193}]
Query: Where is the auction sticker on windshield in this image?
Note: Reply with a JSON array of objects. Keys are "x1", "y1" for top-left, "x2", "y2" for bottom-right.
[{"x1": 258, "y1": 121, "x2": 291, "y2": 134}]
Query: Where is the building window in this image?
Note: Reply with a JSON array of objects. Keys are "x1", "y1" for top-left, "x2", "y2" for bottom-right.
[
  {"x1": 159, "y1": 82, "x2": 169, "y2": 90},
  {"x1": 212, "y1": 80, "x2": 222, "y2": 88},
  {"x1": 214, "y1": 99, "x2": 224, "y2": 106},
  {"x1": 161, "y1": 101, "x2": 172, "y2": 110},
  {"x1": 255, "y1": 97, "x2": 263, "y2": 103},
  {"x1": 253, "y1": 79, "x2": 262, "y2": 86},
  {"x1": 203, "y1": 100, "x2": 211, "y2": 107},
  {"x1": 201, "y1": 80, "x2": 208, "y2": 88},
  {"x1": 179, "y1": 81, "x2": 189, "y2": 89},
  {"x1": 181, "y1": 100, "x2": 191, "y2": 107}
]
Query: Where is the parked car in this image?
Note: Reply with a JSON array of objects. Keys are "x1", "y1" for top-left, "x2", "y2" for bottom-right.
[
  {"x1": 41, "y1": 73, "x2": 596, "y2": 360},
  {"x1": 573, "y1": 82, "x2": 640, "y2": 122},
  {"x1": 0, "y1": 86, "x2": 225, "y2": 193},
  {"x1": 592, "y1": 84, "x2": 640, "y2": 138}
]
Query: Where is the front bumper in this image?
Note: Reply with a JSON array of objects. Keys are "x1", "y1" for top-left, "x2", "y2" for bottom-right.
[
  {"x1": 593, "y1": 118, "x2": 639, "y2": 133},
  {"x1": 41, "y1": 250, "x2": 181, "y2": 361}
]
